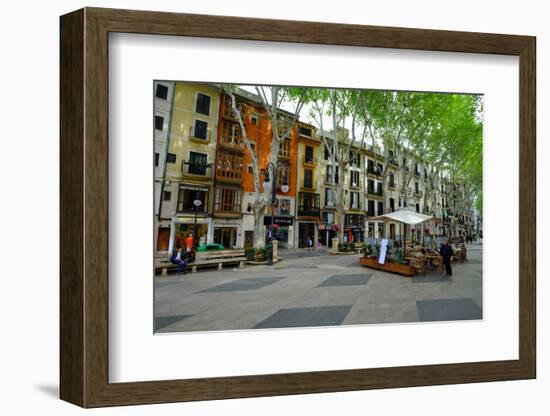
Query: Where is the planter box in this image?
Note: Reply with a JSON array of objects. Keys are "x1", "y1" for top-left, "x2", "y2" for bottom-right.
[{"x1": 359, "y1": 257, "x2": 416, "y2": 277}]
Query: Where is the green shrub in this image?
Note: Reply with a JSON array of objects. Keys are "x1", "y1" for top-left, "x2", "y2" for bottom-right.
[{"x1": 245, "y1": 246, "x2": 267, "y2": 261}]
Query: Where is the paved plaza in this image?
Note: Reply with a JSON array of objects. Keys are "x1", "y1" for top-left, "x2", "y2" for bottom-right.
[{"x1": 154, "y1": 243, "x2": 483, "y2": 333}]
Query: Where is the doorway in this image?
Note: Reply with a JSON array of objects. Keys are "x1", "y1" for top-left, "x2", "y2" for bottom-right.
[
  {"x1": 214, "y1": 227, "x2": 237, "y2": 249},
  {"x1": 156, "y1": 227, "x2": 170, "y2": 251},
  {"x1": 298, "y1": 222, "x2": 315, "y2": 248}
]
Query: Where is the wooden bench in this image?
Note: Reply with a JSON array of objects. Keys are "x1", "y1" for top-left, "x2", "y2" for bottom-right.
[
  {"x1": 193, "y1": 249, "x2": 246, "y2": 272},
  {"x1": 155, "y1": 249, "x2": 247, "y2": 276},
  {"x1": 155, "y1": 260, "x2": 183, "y2": 276}
]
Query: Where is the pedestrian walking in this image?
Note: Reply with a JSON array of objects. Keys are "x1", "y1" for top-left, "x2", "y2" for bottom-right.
[
  {"x1": 306, "y1": 236, "x2": 313, "y2": 251},
  {"x1": 439, "y1": 238, "x2": 454, "y2": 277},
  {"x1": 169, "y1": 247, "x2": 188, "y2": 275}
]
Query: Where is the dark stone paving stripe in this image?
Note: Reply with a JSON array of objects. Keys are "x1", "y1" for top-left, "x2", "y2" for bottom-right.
[
  {"x1": 416, "y1": 298, "x2": 482, "y2": 322},
  {"x1": 196, "y1": 277, "x2": 286, "y2": 293},
  {"x1": 254, "y1": 305, "x2": 352, "y2": 329},
  {"x1": 317, "y1": 273, "x2": 372, "y2": 287},
  {"x1": 155, "y1": 314, "x2": 193, "y2": 331}
]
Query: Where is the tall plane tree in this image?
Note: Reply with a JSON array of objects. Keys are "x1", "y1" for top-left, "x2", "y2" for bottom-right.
[{"x1": 222, "y1": 85, "x2": 306, "y2": 248}]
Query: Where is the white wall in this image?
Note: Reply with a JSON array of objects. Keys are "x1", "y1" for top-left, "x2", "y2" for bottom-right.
[{"x1": 0, "y1": 0, "x2": 546, "y2": 415}]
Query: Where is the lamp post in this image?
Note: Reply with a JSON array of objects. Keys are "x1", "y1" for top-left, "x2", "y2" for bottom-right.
[
  {"x1": 263, "y1": 161, "x2": 289, "y2": 265},
  {"x1": 193, "y1": 191, "x2": 202, "y2": 249}
]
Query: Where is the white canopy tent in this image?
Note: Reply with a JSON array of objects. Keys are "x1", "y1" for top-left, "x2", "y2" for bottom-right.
[
  {"x1": 370, "y1": 210, "x2": 433, "y2": 255},
  {"x1": 370, "y1": 210, "x2": 433, "y2": 225}
]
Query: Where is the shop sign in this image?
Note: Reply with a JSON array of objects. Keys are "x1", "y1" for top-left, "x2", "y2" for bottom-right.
[{"x1": 264, "y1": 216, "x2": 294, "y2": 226}]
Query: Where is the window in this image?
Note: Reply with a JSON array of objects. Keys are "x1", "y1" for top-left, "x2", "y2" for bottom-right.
[
  {"x1": 322, "y1": 211, "x2": 335, "y2": 224},
  {"x1": 278, "y1": 138, "x2": 291, "y2": 159},
  {"x1": 377, "y1": 201, "x2": 384, "y2": 216},
  {"x1": 367, "y1": 179, "x2": 374, "y2": 194},
  {"x1": 188, "y1": 152, "x2": 207, "y2": 175},
  {"x1": 367, "y1": 159, "x2": 375, "y2": 173},
  {"x1": 215, "y1": 151, "x2": 243, "y2": 181},
  {"x1": 376, "y1": 182, "x2": 383, "y2": 195},
  {"x1": 305, "y1": 146, "x2": 314, "y2": 163},
  {"x1": 326, "y1": 165, "x2": 339, "y2": 184},
  {"x1": 163, "y1": 191, "x2": 171, "y2": 201},
  {"x1": 195, "y1": 93, "x2": 211, "y2": 115},
  {"x1": 416, "y1": 203, "x2": 420, "y2": 213},
  {"x1": 389, "y1": 172, "x2": 395, "y2": 187},
  {"x1": 350, "y1": 191, "x2": 360, "y2": 209},
  {"x1": 247, "y1": 165, "x2": 253, "y2": 174},
  {"x1": 193, "y1": 120, "x2": 208, "y2": 140},
  {"x1": 299, "y1": 126, "x2": 312, "y2": 137},
  {"x1": 349, "y1": 151, "x2": 360, "y2": 168},
  {"x1": 350, "y1": 170, "x2": 359, "y2": 187},
  {"x1": 177, "y1": 187, "x2": 207, "y2": 213},
  {"x1": 299, "y1": 192, "x2": 320, "y2": 211},
  {"x1": 155, "y1": 84, "x2": 168, "y2": 99},
  {"x1": 415, "y1": 182, "x2": 419, "y2": 193},
  {"x1": 367, "y1": 200, "x2": 375, "y2": 216},
  {"x1": 325, "y1": 188, "x2": 335, "y2": 207},
  {"x1": 377, "y1": 163, "x2": 383, "y2": 174},
  {"x1": 222, "y1": 121, "x2": 240, "y2": 145},
  {"x1": 390, "y1": 198, "x2": 395, "y2": 212},
  {"x1": 154, "y1": 152, "x2": 159, "y2": 167},
  {"x1": 368, "y1": 222, "x2": 375, "y2": 238},
  {"x1": 303, "y1": 169, "x2": 313, "y2": 188},
  {"x1": 214, "y1": 186, "x2": 242, "y2": 213},
  {"x1": 154, "y1": 115, "x2": 164, "y2": 130},
  {"x1": 250, "y1": 115, "x2": 258, "y2": 125},
  {"x1": 166, "y1": 153, "x2": 176, "y2": 164}
]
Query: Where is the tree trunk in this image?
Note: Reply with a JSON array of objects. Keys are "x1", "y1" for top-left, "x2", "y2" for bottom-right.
[
  {"x1": 335, "y1": 168, "x2": 346, "y2": 244},
  {"x1": 253, "y1": 202, "x2": 266, "y2": 249}
]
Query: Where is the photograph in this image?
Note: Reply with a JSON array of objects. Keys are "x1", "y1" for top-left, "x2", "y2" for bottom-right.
[{"x1": 153, "y1": 82, "x2": 483, "y2": 333}]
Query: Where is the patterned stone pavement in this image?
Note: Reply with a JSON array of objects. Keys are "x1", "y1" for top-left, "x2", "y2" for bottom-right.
[{"x1": 154, "y1": 243, "x2": 483, "y2": 333}]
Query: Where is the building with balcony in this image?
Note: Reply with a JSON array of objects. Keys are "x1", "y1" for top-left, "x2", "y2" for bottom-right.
[
  {"x1": 155, "y1": 82, "x2": 220, "y2": 253},
  {"x1": 294, "y1": 122, "x2": 321, "y2": 248},
  {"x1": 210, "y1": 93, "x2": 247, "y2": 249}
]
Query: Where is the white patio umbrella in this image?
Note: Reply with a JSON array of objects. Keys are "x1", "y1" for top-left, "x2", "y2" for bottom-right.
[{"x1": 370, "y1": 210, "x2": 433, "y2": 255}]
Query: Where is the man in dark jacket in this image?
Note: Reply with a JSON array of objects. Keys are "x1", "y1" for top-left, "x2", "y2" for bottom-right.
[
  {"x1": 170, "y1": 247, "x2": 188, "y2": 275},
  {"x1": 439, "y1": 239, "x2": 454, "y2": 277}
]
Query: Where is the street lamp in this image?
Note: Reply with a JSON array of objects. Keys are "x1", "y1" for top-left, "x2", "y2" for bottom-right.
[
  {"x1": 263, "y1": 161, "x2": 289, "y2": 265},
  {"x1": 193, "y1": 192, "x2": 202, "y2": 249}
]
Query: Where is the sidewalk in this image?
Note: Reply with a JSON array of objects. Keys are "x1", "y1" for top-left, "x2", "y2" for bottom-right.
[{"x1": 154, "y1": 243, "x2": 482, "y2": 333}]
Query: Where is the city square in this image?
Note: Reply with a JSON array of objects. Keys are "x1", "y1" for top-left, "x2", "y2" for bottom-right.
[
  {"x1": 154, "y1": 81, "x2": 482, "y2": 332},
  {"x1": 155, "y1": 242, "x2": 482, "y2": 333}
]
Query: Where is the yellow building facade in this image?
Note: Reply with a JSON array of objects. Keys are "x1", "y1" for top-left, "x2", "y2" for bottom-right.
[
  {"x1": 294, "y1": 122, "x2": 321, "y2": 248},
  {"x1": 156, "y1": 82, "x2": 221, "y2": 253}
]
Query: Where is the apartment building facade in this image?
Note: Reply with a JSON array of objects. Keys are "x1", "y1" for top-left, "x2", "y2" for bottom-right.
[{"x1": 155, "y1": 82, "x2": 221, "y2": 254}]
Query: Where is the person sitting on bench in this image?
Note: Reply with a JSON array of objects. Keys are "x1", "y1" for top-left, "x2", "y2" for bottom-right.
[{"x1": 170, "y1": 247, "x2": 188, "y2": 275}]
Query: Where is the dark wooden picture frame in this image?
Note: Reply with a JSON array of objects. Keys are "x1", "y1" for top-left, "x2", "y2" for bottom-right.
[{"x1": 60, "y1": 7, "x2": 536, "y2": 408}]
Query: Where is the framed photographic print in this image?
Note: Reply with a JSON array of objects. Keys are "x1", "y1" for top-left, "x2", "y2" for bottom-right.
[{"x1": 60, "y1": 7, "x2": 536, "y2": 408}]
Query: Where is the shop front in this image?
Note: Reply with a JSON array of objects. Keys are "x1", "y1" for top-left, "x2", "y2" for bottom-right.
[
  {"x1": 319, "y1": 210, "x2": 336, "y2": 247},
  {"x1": 297, "y1": 221, "x2": 317, "y2": 248},
  {"x1": 264, "y1": 216, "x2": 294, "y2": 248},
  {"x1": 212, "y1": 218, "x2": 242, "y2": 249},
  {"x1": 168, "y1": 216, "x2": 212, "y2": 252},
  {"x1": 345, "y1": 214, "x2": 365, "y2": 243}
]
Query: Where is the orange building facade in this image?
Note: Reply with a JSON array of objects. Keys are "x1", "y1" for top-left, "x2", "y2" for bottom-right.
[{"x1": 215, "y1": 88, "x2": 299, "y2": 249}]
